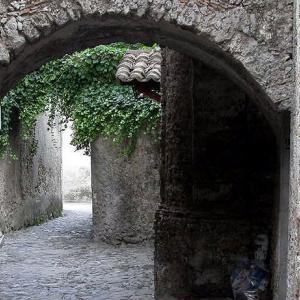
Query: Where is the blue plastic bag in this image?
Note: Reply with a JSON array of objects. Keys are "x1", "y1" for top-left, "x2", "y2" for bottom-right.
[{"x1": 231, "y1": 261, "x2": 269, "y2": 300}]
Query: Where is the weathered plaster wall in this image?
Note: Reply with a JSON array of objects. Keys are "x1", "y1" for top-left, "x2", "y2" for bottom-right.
[
  {"x1": 0, "y1": 119, "x2": 23, "y2": 232},
  {"x1": 0, "y1": 113, "x2": 62, "y2": 232},
  {"x1": 0, "y1": 0, "x2": 293, "y2": 116},
  {"x1": 91, "y1": 134, "x2": 160, "y2": 244}
]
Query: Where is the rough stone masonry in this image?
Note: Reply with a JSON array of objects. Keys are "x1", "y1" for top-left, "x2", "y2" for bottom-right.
[
  {"x1": 0, "y1": 0, "x2": 293, "y2": 113},
  {"x1": 0, "y1": 0, "x2": 297, "y2": 300},
  {"x1": 0, "y1": 113, "x2": 62, "y2": 233},
  {"x1": 91, "y1": 134, "x2": 160, "y2": 244}
]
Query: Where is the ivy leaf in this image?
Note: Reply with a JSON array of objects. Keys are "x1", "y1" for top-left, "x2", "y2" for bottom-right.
[{"x1": 0, "y1": 43, "x2": 160, "y2": 159}]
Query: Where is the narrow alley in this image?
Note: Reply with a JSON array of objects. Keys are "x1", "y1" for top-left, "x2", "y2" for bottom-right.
[{"x1": 0, "y1": 203, "x2": 154, "y2": 300}]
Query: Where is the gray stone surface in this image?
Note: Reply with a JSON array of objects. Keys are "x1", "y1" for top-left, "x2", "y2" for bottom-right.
[
  {"x1": 288, "y1": 1, "x2": 300, "y2": 299},
  {"x1": 0, "y1": 203, "x2": 154, "y2": 300},
  {"x1": 0, "y1": 113, "x2": 62, "y2": 233},
  {"x1": 0, "y1": 42, "x2": 10, "y2": 64},
  {"x1": 0, "y1": 0, "x2": 296, "y2": 298},
  {"x1": 4, "y1": 16, "x2": 25, "y2": 52},
  {"x1": 91, "y1": 134, "x2": 160, "y2": 244},
  {"x1": 155, "y1": 50, "x2": 195, "y2": 299},
  {"x1": 0, "y1": 0, "x2": 293, "y2": 117}
]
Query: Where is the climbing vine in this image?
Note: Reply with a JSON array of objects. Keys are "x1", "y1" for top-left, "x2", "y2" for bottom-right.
[{"x1": 0, "y1": 43, "x2": 161, "y2": 158}]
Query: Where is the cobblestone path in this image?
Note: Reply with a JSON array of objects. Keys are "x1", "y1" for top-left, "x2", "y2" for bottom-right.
[{"x1": 0, "y1": 203, "x2": 154, "y2": 300}]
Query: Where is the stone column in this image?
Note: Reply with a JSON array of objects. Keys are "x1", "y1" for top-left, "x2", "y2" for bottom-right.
[
  {"x1": 91, "y1": 134, "x2": 160, "y2": 244},
  {"x1": 155, "y1": 48, "x2": 194, "y2": 299}
]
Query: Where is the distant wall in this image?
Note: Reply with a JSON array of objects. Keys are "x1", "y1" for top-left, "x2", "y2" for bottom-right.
[
  {"x1": 62, "y1": 126, "x2": 91, "y2": 203},
  {"x1": 91, "y1": 134, "x2": 160, "y2": 244},
  {"x1": 0, "y1": 113, "x2": 62, "y2": 232},
  {"x1": 63, "y1": 166, "x2": 91, "y2": 202}
]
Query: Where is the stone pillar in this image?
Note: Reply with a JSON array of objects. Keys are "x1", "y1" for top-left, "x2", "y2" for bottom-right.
[
  {"x1": 155, "y1": 48, "x2": 194, "y2": 299},
  {"x1": 91, "y1": 134, "x2": 160, "y2": 244}
]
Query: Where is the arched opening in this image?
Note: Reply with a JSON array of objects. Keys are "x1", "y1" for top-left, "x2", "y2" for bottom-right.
[
  {"x1": 0, "y1": 12, "x2": 290, "y2": 300},
  {"x1": 0, "y1": 16, "x2": 280, "y2": 129}
]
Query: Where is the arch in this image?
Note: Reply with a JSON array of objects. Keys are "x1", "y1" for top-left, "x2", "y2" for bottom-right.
[
  {"x1": 0, "y1": 1, "x2": 293, "y2": 299},
  {"x1": 0, "y1": 0, "x2": 293, "y2": 128},
  {"x1": 0, "y1": 16, "x2": 279, "y2": 129}
]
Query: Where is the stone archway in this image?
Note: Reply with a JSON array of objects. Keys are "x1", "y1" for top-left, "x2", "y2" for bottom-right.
[
  {"x1": 0, "y1": 1, "x2": 295, "y2": 299},
  {"x1": 0, "y1": 1, "x2": 293, "y2": 114}
]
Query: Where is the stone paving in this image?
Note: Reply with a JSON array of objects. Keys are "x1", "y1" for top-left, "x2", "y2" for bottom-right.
[{"x1": 0, "y1": 203, "x2": 154, "y2": 300}]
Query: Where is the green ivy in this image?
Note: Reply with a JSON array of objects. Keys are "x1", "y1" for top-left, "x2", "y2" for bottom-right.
[{"x1": 0, "y1": 43, "x2": 161, "y2": 158}]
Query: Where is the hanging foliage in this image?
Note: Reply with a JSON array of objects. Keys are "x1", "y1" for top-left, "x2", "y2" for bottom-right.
[{"x1": 0, "y1": 43, "x2": 161, "y2": 158}]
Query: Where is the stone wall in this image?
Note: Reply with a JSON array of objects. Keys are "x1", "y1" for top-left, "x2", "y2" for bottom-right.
[
  {"x1": 0, "y1": 1, "x2": 295, "y2": 297},
  {"x1": 0, "y1": 0, "x2": 293, "y2": 117},
  {"x1": 91, "y1": 134, "x2": 160, "y2": 244},
  {"x1": 0, "y1": 113, "x2": 62, "y2": 232}
]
